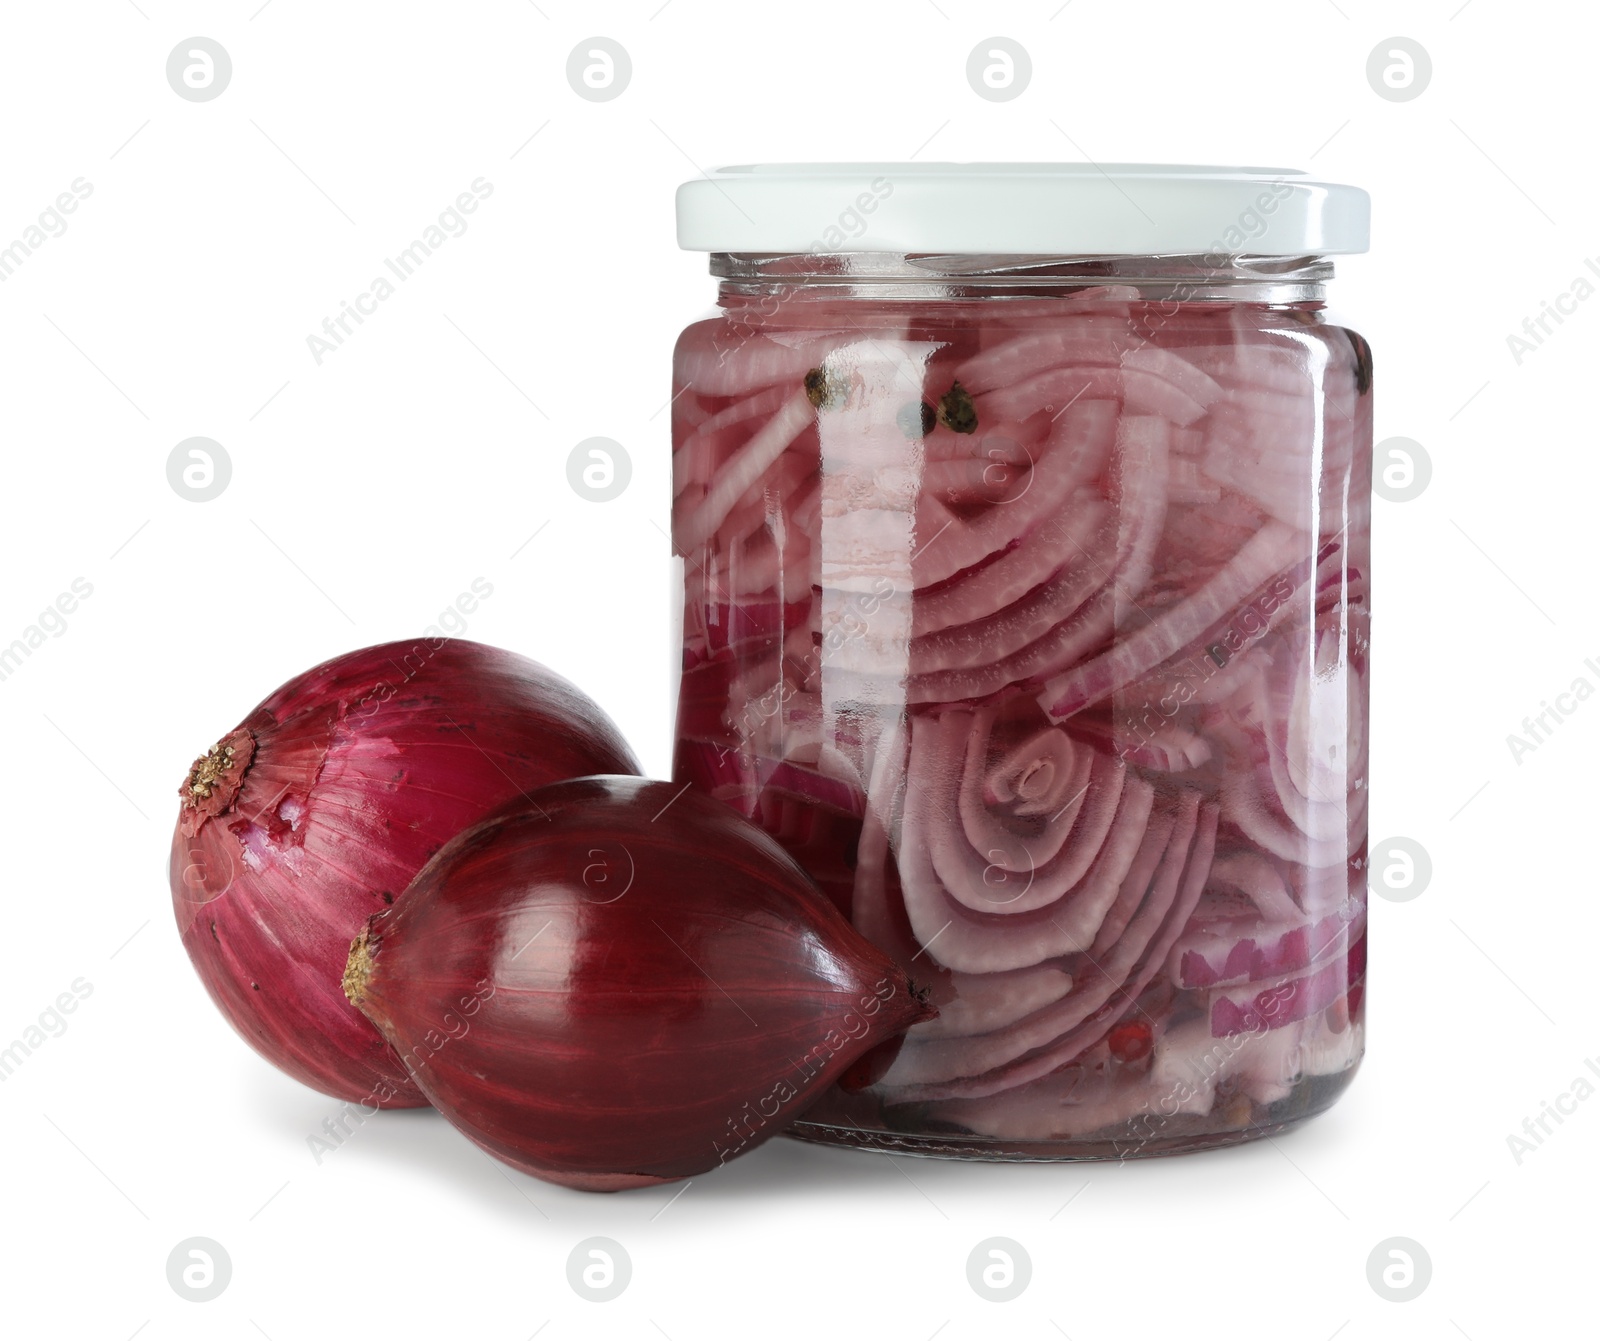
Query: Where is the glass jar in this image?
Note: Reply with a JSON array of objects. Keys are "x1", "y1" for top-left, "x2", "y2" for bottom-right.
[{"x1": 670, "y1": 165, "x2": 1372, "y2": 1159}]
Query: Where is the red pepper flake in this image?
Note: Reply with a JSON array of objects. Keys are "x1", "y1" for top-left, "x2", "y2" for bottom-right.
[{"x1": 1107, "y1": 1019, "x2": 1153, "y2": 1063}]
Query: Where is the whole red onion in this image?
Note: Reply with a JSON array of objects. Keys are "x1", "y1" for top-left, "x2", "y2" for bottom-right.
[
  {"x1": 342, "y1": 775, "x2": 934, "y2": 1189},
  {"x1": 170, "y1": 639, "x2": 639, "y2": 1107}
]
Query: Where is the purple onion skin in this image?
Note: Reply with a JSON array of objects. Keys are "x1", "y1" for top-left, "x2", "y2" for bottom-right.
[
  {"x1": 345, "y1": 776, "x2": 934, "y2": 1190},
  {"x1": 170, "y1": 639, "x2": 639, "y2": 1108}
]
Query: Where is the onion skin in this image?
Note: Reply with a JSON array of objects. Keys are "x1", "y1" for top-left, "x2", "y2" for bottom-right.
[
  {"x1": 170, "y1": 639, "x2": 639, "y2": 1108},
  {"x1": 343, "y1": 776, "x2": 935, "y2": 1190}
]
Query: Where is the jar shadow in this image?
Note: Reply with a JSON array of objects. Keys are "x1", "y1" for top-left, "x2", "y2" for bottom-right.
[{"x1": 247, "y1": 1067, "x2": 1352, "y2": 1221}]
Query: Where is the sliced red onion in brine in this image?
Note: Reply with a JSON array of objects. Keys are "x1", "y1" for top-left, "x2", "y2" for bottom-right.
[{"x1": 671, "y1": 292, "x2": 1370, "y2": 1144}]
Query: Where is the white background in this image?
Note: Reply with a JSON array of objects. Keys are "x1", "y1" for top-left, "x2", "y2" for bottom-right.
[{"x1": 0, "y1": 2, "x2": 1593, "y2": 1338}]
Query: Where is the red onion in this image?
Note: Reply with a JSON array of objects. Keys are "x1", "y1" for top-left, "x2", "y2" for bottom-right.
[
  {"x1": 170, "y1": 639, "x2": 639, "y2": 1107},
  {"x1": 342, "y1": 775, "x2": 934, "y2": 1191}
]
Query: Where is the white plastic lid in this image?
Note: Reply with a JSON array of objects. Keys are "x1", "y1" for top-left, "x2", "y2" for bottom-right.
[{"x1": 676, "y1": 163, "x2": 1369, "y2": 258}]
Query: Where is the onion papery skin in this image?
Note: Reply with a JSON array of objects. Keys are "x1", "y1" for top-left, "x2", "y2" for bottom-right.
[
  {"x1": 344, "y1": 776, "x2": 934, "y2": 1189},
  {"x1": 170, "y1": 639, "x2": 640, "y2": 1107}
]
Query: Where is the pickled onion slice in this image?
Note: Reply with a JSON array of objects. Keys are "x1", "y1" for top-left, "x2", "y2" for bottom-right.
[
  {"x1": 1039, "y1": 519, "x2": 1303, "y2": 720},
  {"x1": 1208, "y1": 851, "x2": 1301, "y2": 921},
  {"x1": 909, "y1": 399, "x2": 1114, "y2": 589},
  {"x1": 1215, "y1": 616, "x2": 1368, "y2": 868},
  {"x1": 673, "y1": 384, "x2": 791, "y2": 499},
  {"x1": 675, "y1": 391, "x2": 815, "y2": 554},
  {"x1": 978, "y1": 365, "x2": 1124, "y2": 422},
  {"x1": 673, "y1": 739, "x2": 864, "y2": 817},
  {"x1": 910, "y1": 707, "x2": 1132, "y2": 918},
  {"x1": 885, "y1": 796, "x2": 1198, "y2": 1089},
  {"x1": 898, "y1": 759, "x2": 1155, "y2": 974},
  {"x1": 1121, "y1": 345, "x2": 1224, "y2": 409},
  {"x1": 885, "y1": 799, "x2": 1218, "y2": 1097},
  {"x1": 905, "y1": 416, "x2": 1170, "y2": 704},
  {"x1": 910, "y1": 493, "x2": 1108, "y2": 639},
  {"x1": 1172, "y1": 897, "x2": 1364, "y2": 989},
  {"x1": 954, "y1": 320, "x2": 1135, "y2": 392},
  {"x1": 907, "y1": 962, "x2": 1075, "y2": 1041},
  {"x1": 1209, "y1": 931, "x2": 1366, "y2": 1036},
  {"x1": 910, "y1": 412, "x2": 1166, "y2": 676},
  {"x1": 675, "y1": 328, "x2": 839, "y2": 397}
]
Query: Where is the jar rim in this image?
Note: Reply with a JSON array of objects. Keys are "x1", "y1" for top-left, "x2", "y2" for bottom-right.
[{"x1": 710, "y1": 252, "x2": 1335, "y2": 304}]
